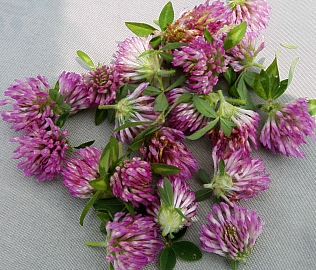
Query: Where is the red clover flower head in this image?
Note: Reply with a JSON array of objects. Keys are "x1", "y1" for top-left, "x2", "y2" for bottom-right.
[
  {"x1": 105, "y1": 212, "x2": 164, "y2": 270},
  {"x1": 173, "y1": 36, "x2": 229, "y2": 94},
  {"x1": 61, "y1": 146, "x2": 101, "y2": 198},
  {"x1": 58, "y1": 71, "x2": 91, "y2": 114},
  {"x1": 200, "y1": 202, "x2": 264, "y2": 263},
  {"x1": 0, "y1": 76, "x2": 54, "y2": 132},
  {"x1": 260, "y1": 98, "x2": 316, "y2": 157},
  {"x1": 109, "y1": 157, "x2": 156, "y2": 207},
  {"x1": 140, "y1": 127, "x2": 198, "y2": 181},
  {"x1": 10, "y1": 118, "x2": 69, "y2": 181}
]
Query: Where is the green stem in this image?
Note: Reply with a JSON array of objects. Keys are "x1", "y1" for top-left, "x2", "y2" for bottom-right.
[
  {"x1": 98, "y1": 104, "x2": 117, "y2": 110},
  {"x1": 225, "y1": 98, "x2": 246, "y2": 105},
  {"x1": 253, "y1": 62, "x2": 266, "y2": 69},
  {"x1": 85, "y1": 241, "x2": 107, "y2": 247}
]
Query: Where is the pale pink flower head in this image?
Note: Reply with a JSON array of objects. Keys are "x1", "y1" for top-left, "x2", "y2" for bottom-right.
[
  {"x1": 200, "y1": 202, "x2": 264, "y2": 263},
  {"x1": 173, "y1": 36, "x2": 229, "y2": 94},
  {"x1": 61, "y1": 146, "x2": 101, "y2": 198},
  {"x1": 110, "y1": 157, "x2": 156, "y2": 207},
  {"x1": 10, "y1": 118, "x2": 69, "y2": 181},
  {"x1": 0, "y1": 76, "x2": 54, "y2": 131},
  {"x1": 106, "y1": 212, "x2": 164, "y2": 270},
  {"x1": 260, "y1": 98, "x2": 316, "y2": 157}
]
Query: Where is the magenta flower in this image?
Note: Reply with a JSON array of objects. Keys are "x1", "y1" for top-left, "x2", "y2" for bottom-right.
[
  {"x1": 58, "y1": 71, "x2": 91, "y2": 114},
  {"x1": 173, "y1": 36, "x2": 229, "y2": 94},
  {"x1": 167, "y1": 87, "x2": 208, "y2": 132},
  {"x1": 204, "y1": 150, "x2": 270, "y2": 201},
  {"x1": 140, "y1": 127, "x2": 198, "y2": 181},
  {"x1": 105, "y1": 212, "x2": 164, "y2": 270},
  {"x1": 110, "y1": 157, "x2": 156, "y2": 207},
  {"x1": 260, "y1": 98, "x2": 316, "y2": 157},
  {"x1": 200, "y1": 202, "x2": 264, "y2": 263},
  {"x1": 0, "y1": 76, "x2": 54, "y2": 131},
  {"x1": 228, "y1": 0, "x2": 271, "y2": 34},
  {"x1": 10, "y1": 118, "x2": 69, "y2": 181},
  {"x1": 61, "y1": 146, "x2": 101, "y2": 198},
  {"x1": 86, "y1": 64, "x2": 121, "y2": 106},
  {"x1": 147, "y1": 178, "x2": 198, "y2": 238}
]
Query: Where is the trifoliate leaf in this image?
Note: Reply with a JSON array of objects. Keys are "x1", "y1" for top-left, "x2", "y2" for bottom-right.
[
  {"x1": 74, "y1": 140, "x2": 95, "y2": 149},
  {"x1": 272, "y1": 79, "x2": 288, "y2": 100},
  {"x1": 159, "y1": 1, "x2": 174, "y2": 31},
  {"x1": 125, "y1": 22, "x2": 156, "y2": 37},
  {"x1": 236, "y1": 76, "x2": 255, "y2": 110},
  {"x1": 308, "y1": 99, "x2": 316, "y2": 116},
  {"x1": 194, "y1": 189, "x2": 213, "y2": 202},
  {"x1": 150, "y1": 36, "x2": 163, "y2": 49},
  {"x1": 160, "y1": 247, "x2": 176, "y2": 270},
  {"x1": 224, "y1": 21, "x2": 247, "y2": 50},
  {"x1": 280, "y1": 43, "x2": 299, "y2": 49},
  {"x1": 253, "y1": 70, "x2": 269, "y2": 100},
  {"x1": 150, "y1": 163, "x2": 181, "y2": 175},
  {"x1": 172, "y1": 241, "x2": 202, "y2": 261},
  {"x1": 80, "y1": 191, "x2": 100, "y2": 226},
  {"x1": 77, "y1": 50, "x2": 94, "y2": 67},
  {"x1": 266, "y1": 56, "x2": 280, "y2": 94},
  {"x1": 220, "y1": 118, "x2": 236, "y2": 137},
  {"x1": 243, "y1": 71, "x2": 258, "y2": 89},
  {"x1": 154, "y1": 92, "x2": 169, "y2": 112},
  {"x1": 193, "y1": 95, "x2": 217, "y2": 118},
  {"x1": 198, "y1": 168, "x2": 211, "y2": 184},
  {"x1": 203, "y1": 29, "x2": 214, "y2": 43},
  {"x1": 186, "y1": 118, "x2": 219, "y2": 140}
]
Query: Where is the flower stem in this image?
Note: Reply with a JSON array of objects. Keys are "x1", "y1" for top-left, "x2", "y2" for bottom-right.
[
  {"x1": 98, "y1": 104, "x2": 117, "y2": 110},
  {"x1": 253, "y1": 62, "x2": 266, "y2": 69},
  {"x1": 85, "y1": 241, "x2": 107, "y2": 247}
]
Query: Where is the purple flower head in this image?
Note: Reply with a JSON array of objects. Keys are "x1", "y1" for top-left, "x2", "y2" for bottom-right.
[
  {"x1": 58, "y1": 71, "x2": 91, "y2": 114},
  {"x1": 173, "y1": 36, "x2": 229, "y2": 94},
  {"x1": 147, "y1": 178, "x2": 198, "y2": 238},
  {"x1": 165, "y1": 0, "x2": 231, "y2": 43},
  {"x1": 106, "y1": 212, "x2": 164, "y2": 270},
  {"x1": 110, "y1": 157, "x2": 156, "y2": 207},
  {"x1": 140, "y1": 127, "x2": 198, "y2": 181},
  {"x1": 167, "y1": 87, "x2": 209, "y2": 132},
  {"x1": 228, "y1": 0, "x2": 271, "y2": 34},
  {"x1": 61, "y1": 146, "x2": 101, "y2": 198},
  {"x1": 86, "y1": 64, "x2": 122, "y2": 106},
  {"x1": 200, "y1": 202, "x2": 264, "y2": 263},
  {"x1": 260, "y1": 98, "x2": 316, "y2": 157},
  {"x1": 204, "y1": 150, "x2": 270, "y2": 201},
  {"x1": 113, "y1": 36, "x2": 162, "y2": 84},
  {"x1": 0, "y1": 76, "x2": 55, "y2": 131},
  {"x1": 227, "y1": 32, "x2": 265, "y2": 72},
  {"x1": 111, "y1": 82, "x2": 159, "y2": 144},
  {"x1": 10, "y1": 118, "x2": 69, "y2": 181}
]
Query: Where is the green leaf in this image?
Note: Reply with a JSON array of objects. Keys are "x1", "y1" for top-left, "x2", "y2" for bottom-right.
[
  {"x1": 172, "y1": 241, "x2": 202, "y2": 261},
  {"x1": 272, "y1": 79, "x2": 288, "y2": 100},
  {"x1": 288, "y1": 57, "x2": 299, "y2": 86},
  {"x1": 224, "y1": 22, "x2": 247, "y2": 50},
  {"x1": 186, "y1": 118, "x2": 219, "y2": 140},
  {"x1": 80, "y1": 191, "x2": 100, "y2": 226},
  {"x1": 175, "y1": 208, "x2": 192, "y2": 222},
  {"x1": 218, "y1": 159, "x2": 225, "y2": 175},
  {"x1": 231, "y1": 260, "x2": 239, "y2": 270},
  {"x1": 165, "y1": 93, "x2": 192, "y2": 117},
  {"x1": 236, "y1": 77, "x2": 255, "y2": 110},
  {"x1": 55, "y1": 111, "x2": 70, "y2": 128},
  {"x1": 193, "y1": 95, "x2": 217, "y2": 118},
  {"x1": 194, "y1": 189, "x2": 213, "y2": 202},
  {"x1": 93, "y1": 198, "x2": 127, "y2": 217},
  {"x1": 143, "y1": 85, "x2": 162, "y2": 96},
  {"x1": 109, "y1": 262, "x2": 114, "y2": 270},
  {"x1": 203, "y1": 29, "x2": 214, "y2": 43},
  {"x1": 125, "y1": 22, "x2": 156, "y2": 37},
  {"x1": 113, "y1": 121, "x2": 152, "y2": 132},
  {"x1": 243, "y1": 71, "x2": 258, "y2": 89},
  {"x1": 308, "y1": 99, "x2": 316, "y2": 116},
  {"x1": 74, "y1": 140, "x2": 95, "y2": 149},
  {"x1": 159, "y1": 52, "x2": 174, "y2": 62},
  {"x1": 170, "y1": 226, "x2": 187, "y2": 241},
  {"x1": 266, "y1": 56, "x2": 280, "y2": 95},
  {"x1": 95, "y1": 107, "x2": 107, "y2": 125},
  {"x1": 159, "y1": 1, "x2": 174, "y2": 31},
  {"x1": 160, "y1": 247, "x2": 176, "y2": 270},
  {"x1": 253, "y1": 70, "x2": 269, "y2": 100},
  {"x1": 158, "y1": 178, "x2": 174, "y2": 207},
  {"x1": 154, "y1": 92, "x2": 169, "y2": 112},
  {"x1": 122, "y1": 201, "x2": 135, "y2": 217},
  {"x1": 160, "y1": 42, "x2": 187, "y2": 51},
  {"x1": 150, "y1": 36, "x2": 163, "y2": 49},
  {"x1": 77, "y1": 50, "x2": 94, "y2": 67},
  {"x1": 89, "y1": 176, "x2": 108, "y2": 191},
  {"x1": 150, "y1": 163, "x2": 181, "y2": 175},
  {"x1": 280, "y1": 43, "x2": 299, "y2": 49},
  {"x1": 49, "y1": 88, "x2": 59, "y2": 102},
  {"x1": 165, "y1": 75, "x2": 186, "y2": 92},
  {"x1": 198, "y1": 169, "x2": 210, "y2": 184},
  {"x1": 128, "y1": 125, "x2": 160, "y2": 151},
  {"x1": 223, "y1": 66, "x2": 237, "y2": 85},
  {"x1": 138, "y1": 49, "x2": 156, "y2": 58},
  {"x1": 98, "y1": 139, "x2": 113, "y2": 176},
  {"x1": 220, "y1": 118, "x2": 236, "y2": 137},
  {"x1": 96, "y1": 212, "x2": 111, "y2": 224}
]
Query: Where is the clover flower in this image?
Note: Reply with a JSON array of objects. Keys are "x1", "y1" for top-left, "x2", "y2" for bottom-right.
[
  {"x1": 0, "y1": 76, "x2": 54, "y2": 131},
  {"x1": 167, "y1": 87, "x2": 208, "y2": 132},
  {"x1": 61, "y1": 146, "x2": 101, "y2": 198},
  {"x1": 10, "y1": 118, "x2": 69, "y2": 181},
  {"x1": 113, "y1": 36, "x2": 162, "y2": 84},
  {"x1": 147, "y1": 178, "x2": 198, "y2": 238},
  {"x1": 86, "y1": 64, "x2": 121, "y2": 106},
  {"x1": 165, "y1": 0, "x2": 231, "y2": 43},
  {"x1": 108, "y1": 82, "x2": 158, "y2": 144},
  {"x1": 110, "y1": 157, "x2": 156, "y2": 207},
  {"x1": 58, "y1": 71, "x2": 91, "y2": 114},
  {"x1": 140, "y1": 127, "x2": 198, "y2": 181},
  {"x1": 228, "y1": 0, "x2": 271, "y2": 34},
  {"x1": 173, "y1": 36, "x2": 229, "y2": 94},
  {"x1": 200, "y1": 202, "x2": 264, "y2": 263},
  {"x1": 204, "y1": 149, "x2": 270, "y2": 201},
  {"x1": 105, "y1": 212, "x2": 164, "y2": 270},
  {"x1": 260, "y1": 98, "x2": 316, "y2": 157},
  {"x1": 227, "y1": 32, "x2": 265, "y2": 72}
]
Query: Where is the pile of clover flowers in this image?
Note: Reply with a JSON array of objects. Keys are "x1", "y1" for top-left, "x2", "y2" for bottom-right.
[{"x1": 1, "y1": 0, "x2": 316, "y2": 270}]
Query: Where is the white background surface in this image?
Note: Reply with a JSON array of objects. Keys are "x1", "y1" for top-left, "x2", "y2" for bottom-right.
[{"x1": 0, "y1": 1, "x2": 315, "y2": 269}]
